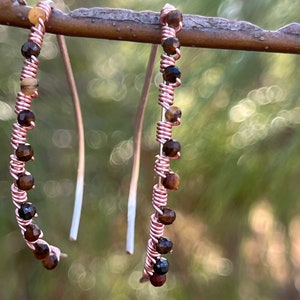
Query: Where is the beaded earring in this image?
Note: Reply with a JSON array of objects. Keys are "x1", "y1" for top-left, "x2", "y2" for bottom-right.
[
  {"x1": 9, "y1": 0, "x2": 63, "y2": 269},
  {"x1": 140, "y1": 4, "x2": 183, "y2": 286}
]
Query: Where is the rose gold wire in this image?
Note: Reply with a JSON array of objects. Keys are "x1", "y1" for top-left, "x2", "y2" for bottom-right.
[
  {"x1": 56, "y1": 34, "x2": 85, "y2": 241},
  {"x1": 9, "y1": 1, "x2": 63, "y2": 262},
  {"x1": 140, "y1": 4, "x2": 183, "y2": 282},
  {"x1": 126, "y1": 44, "x2": 158, "y2": 255}
]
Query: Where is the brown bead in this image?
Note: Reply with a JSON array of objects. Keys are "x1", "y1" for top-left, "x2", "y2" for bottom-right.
[
  {"x1": 165, "y1": 106, "x2": 182, "y2": 123},
  {"x1": 166, "y1": 10, "x2": 183, "y2": 28},
  {"x1": 24, "y1": 223, "x2": 41, "y2": 242},
  {"x1": 42, "y1": 253, "x2": 59, "y2": 270},
  {"x1": 33, "y1": 242, "x2": 50, "y2": 260},
  {"x1": 162, "y1": 37, "x2": 180, "y2": 55},
  {"x1": 163, "y1": 66, "x2": 181, "y2": 84},
  {"x1": 18, "y1": 110, "x2": 35, "y2": 127},
  {"x1": 15, "y1": 143, "x2": 34, "y2": 162},
  {"x1": 18, "y1": 202, "x2": 36, "y2": 220},
  {"x1": 156, "y1": 236, "x2": 173, "y2": 254},
  {"x1": 162, "y1": 139, "x2": 181, "y2": 157},
  {"x1": 162, "y1": 172, "x2": 180, "y2": 190},
  {"x1": 150, "y1": 273, "x2": 166, "y2": 287},
  {"x1": 16, "y1": 173, "x2": 34, "y2": 191},
  {"x1": 28, "y1": 7, "x2": 47, "y2": 25},
  {"x1": 157, "y1": 207, "x2": 176, "y2": 225},
  {"x1": 21, "y1": 77, "x2": 38, "y2": 96}
]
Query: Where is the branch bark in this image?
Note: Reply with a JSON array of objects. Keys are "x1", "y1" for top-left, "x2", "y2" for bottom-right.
[{"x1": 1, "y1": 1, "x2": 300, "y2": 54}]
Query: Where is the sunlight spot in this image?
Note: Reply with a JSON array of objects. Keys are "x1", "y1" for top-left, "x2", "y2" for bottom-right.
[
  {"x1": 0, "y1": 101, "x2": 14, "y2": 120},
  {"x1": 229, "y1": 99, "x2": 256, "y2": 123},
  {"x1": 52, "y1": 129, "x2": 72, "y2": 148}
]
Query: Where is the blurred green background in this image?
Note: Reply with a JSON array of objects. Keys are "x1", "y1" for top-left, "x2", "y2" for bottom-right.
[{"x1": 1, "y1": 0, "x2": 300, "y2": 299}]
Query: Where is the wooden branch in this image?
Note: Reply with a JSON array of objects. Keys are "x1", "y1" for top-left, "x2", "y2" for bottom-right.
[{"x1": 1, "y1": 1, "x2": 300, "y2": 54}]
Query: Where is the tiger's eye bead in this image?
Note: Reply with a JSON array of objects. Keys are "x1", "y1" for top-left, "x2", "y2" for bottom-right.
[
  {"x1": 33, "y1": 242, "x2": 50, "y2": 260},
  {"x1": 166, "y1": 10, "x2": 183, "y2": 28},
  {"x1": 18, "y1": 202, "x2": 36, "y2": 220},
  {"x1": 165, "y1": 106, "x2": 182, "y2": 123},
  {"x1": 163, "y1": 139, "x2": 181, "y2": 157},
  {"x1": 156, "y1": 237, "x2": 173, "y2": 254},
  {"x1": 157, "y1": 207, "x2": 176, "y2": 225},
  {"x1": 28, "y1": 7, "x2": 47, "y2": 25},
  {"x1": 17, "y1": 110, "x2": 35, "y2": 127},
  {"x1": 24, "y1": 223, "x2": 41, "y2": 242},
  {"x1": 153, "y1": 257, "x2": 169, "y2": 275},
  {"x1": 163, "y1": 66, "x2": 181, "y2": 84},
  {"x1": 162, "y1": 172, "x2": 180, "y2": 190},
  {"x1": 21, "y1": 41, "x2": 40, "y2": 59},
  {"x1": 21, "y1": 77, "x2": 38, "y2": 96},
  {"x1": 15, "y1": 143, "x2": 34, "y2": 162},
  {"x1": 42, "y1": 253, "x2": 59, "y2": 270},
  {"x1": 150, "y1": 273, "x2": 166, "y2": 287},
  {"x1": 162, "y1": 37, "x2": 180, "y2": 55},
  {"x1": 16, "y1": 173, "x2": 34, "y2": 191}
]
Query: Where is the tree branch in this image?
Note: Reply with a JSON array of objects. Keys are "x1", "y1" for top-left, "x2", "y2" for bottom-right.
[{"x1": 1, "y1": 1, "x2": 300, "y2": 54}]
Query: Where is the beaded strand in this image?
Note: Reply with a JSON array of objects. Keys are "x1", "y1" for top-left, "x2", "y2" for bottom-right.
[
  {"x1": 141, "y1": 4, "x2": 183, "y2": 287},
  {"x1": 9, "y1": 0, "x2": 63, "y2": 269}
]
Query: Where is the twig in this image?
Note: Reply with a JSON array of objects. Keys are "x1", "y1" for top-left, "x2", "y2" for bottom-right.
[
  {"x1": 56, "y1": 35, "x2": 85, "y2": 241},
  {"x1": 1, "y1": 3, "x2": 300, "y2": 54}
]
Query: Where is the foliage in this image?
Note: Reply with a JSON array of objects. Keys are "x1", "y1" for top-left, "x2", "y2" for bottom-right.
[{"x1": 0, "y1": 0, "x2": 300, "y2": 299}]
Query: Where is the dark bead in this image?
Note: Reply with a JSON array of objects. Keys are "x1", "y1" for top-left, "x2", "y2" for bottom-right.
[
  {"x1": 17, "y1": 110, "x2": 35, "y2": 127},
  {"x1": 162, "y1": 139, "x2": 181, "y2": 157},
  {"x1": 157, "y1": 207, "x2": 176, "y2": 225},
  {"x1": 33, "y1": 242, "x2": 50, "y2": 260},
  {"x1": 165, "y1": 106, "x2": 182, "y2": 123},
  {"x1": 24, "y1": 223, "x2": 41, "y2": 242},
  {"x1": 42, "y1": 253, "x2": 59, "y2": 270},
  {"x1": 162, "y1": 37, "x2": 180, "y2": 55},
  {"x1": 163, "y1": 66, "x2": 181, "y2": 84},
  {"x1": 162, "y1": 172, "x2": 180, "y2": 190},
  {"x1": 166, "y1": 10, "x2": 183, "y2": 28},
  {"x1": 18, "y1": 202, "x2": 36, "y2": 220},
  {"x1": 156, "y1": 237, "x2": 173, "y2": 254},
  {"x1": 16, "y1": 173, "x2": 34, "y2": 191},
  {"x1": 15, "y1": 143, "x2": 34, "y2": 162},
  {"x1": 21, "y1": 41, "x2": 40, "y2": 59},
  {"x1": 153, "y1": 257, "x2": 169, "y2": 275},
  {"x1": 150, "y1": 273, "x2": 166, "y2": 287}
]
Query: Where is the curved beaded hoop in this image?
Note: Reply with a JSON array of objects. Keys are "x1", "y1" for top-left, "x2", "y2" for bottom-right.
[
  {"x1": 9, "y1": 0, "x2": 63, "y2": 269},
  {"x1": 140, "y1": 4, "x2": 183, "y2": 286}
]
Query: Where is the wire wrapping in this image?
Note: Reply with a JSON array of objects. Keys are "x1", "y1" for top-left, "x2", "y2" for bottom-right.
[
  {"x1": 9, "y1": 1, "x2": 62, "y2": 265},
  {"x1": 141, "y1": 4, "x2": 183, "y2": 282}
]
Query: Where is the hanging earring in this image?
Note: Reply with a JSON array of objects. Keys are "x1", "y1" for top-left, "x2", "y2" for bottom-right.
[
  {"x1": 140, "y1": 4, "x2": 183, "y2": 286},
  {"x1": 9, "y1": 0, "x2": 64, "y2": 269}
]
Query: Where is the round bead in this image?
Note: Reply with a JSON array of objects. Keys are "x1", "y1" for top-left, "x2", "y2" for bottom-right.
[
  {"x1": 156, "y1": 236, "x2": 173, "y2": 254},
  {"x1": 162, "y1": 37, "x2": 180, "y2": 55},
  {"x1": 163, "y1": 66, "x2": 181, "y2": 84},
  {"x1": 162, "y1": 139, "x2": 181, "y2": 157},
  {"x1": 24, "y1": 223, "x2": 41, "y2": 242},
  {"x1": 157, "y1": 207, "x2": 176, "y2": 225},
  {"x1": 18, "y1": 202, "x2": 36, "y2": 220},
  {"x1": 162, "y1": 172, "x2": 180, "y2": 190},
  {"x1": 153, "y1": 257, "x2": 169, "y2": 275},
  {"x1": 165, "y1": 106, "x2": 182, "y2": 123},
  {"x1": 42, "y1": 253, "x2": 59, "y2": 270},
  {"x1": 150, "y1": 273, "x2": 166, "y2": 287},
  {"x1": 21, "y1": 41, "x2": 40, "y2": 59},
  {"x1": 15, "y1": 143, "x2": 34, "y2": 162},
  {"x1": 17, "y1": 110, "x2": 35, "y2": 127},
  {"x1": 33, "y1": 242, "x2": 50, "y2": 260},
  {"x1": 20, "y1": 77, "x2": 38, "y2": 96},
  {"x1": 28, "y1": 7, "x2": 47, "y2": 25},
  {"x1": 16, "y1": 173, "x2": 34, "y2": 191},
  {"x1": 166, "y1": 10, "x2": 183, "y2": 28}
]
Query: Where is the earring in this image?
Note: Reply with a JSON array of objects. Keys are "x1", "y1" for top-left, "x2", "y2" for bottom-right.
[
  {"x1": 9, "y1": 0, "x2": 63, "y2": 269},
  {"x1": 140, "y1": 4, "x2": 183, "y2": 286}
]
